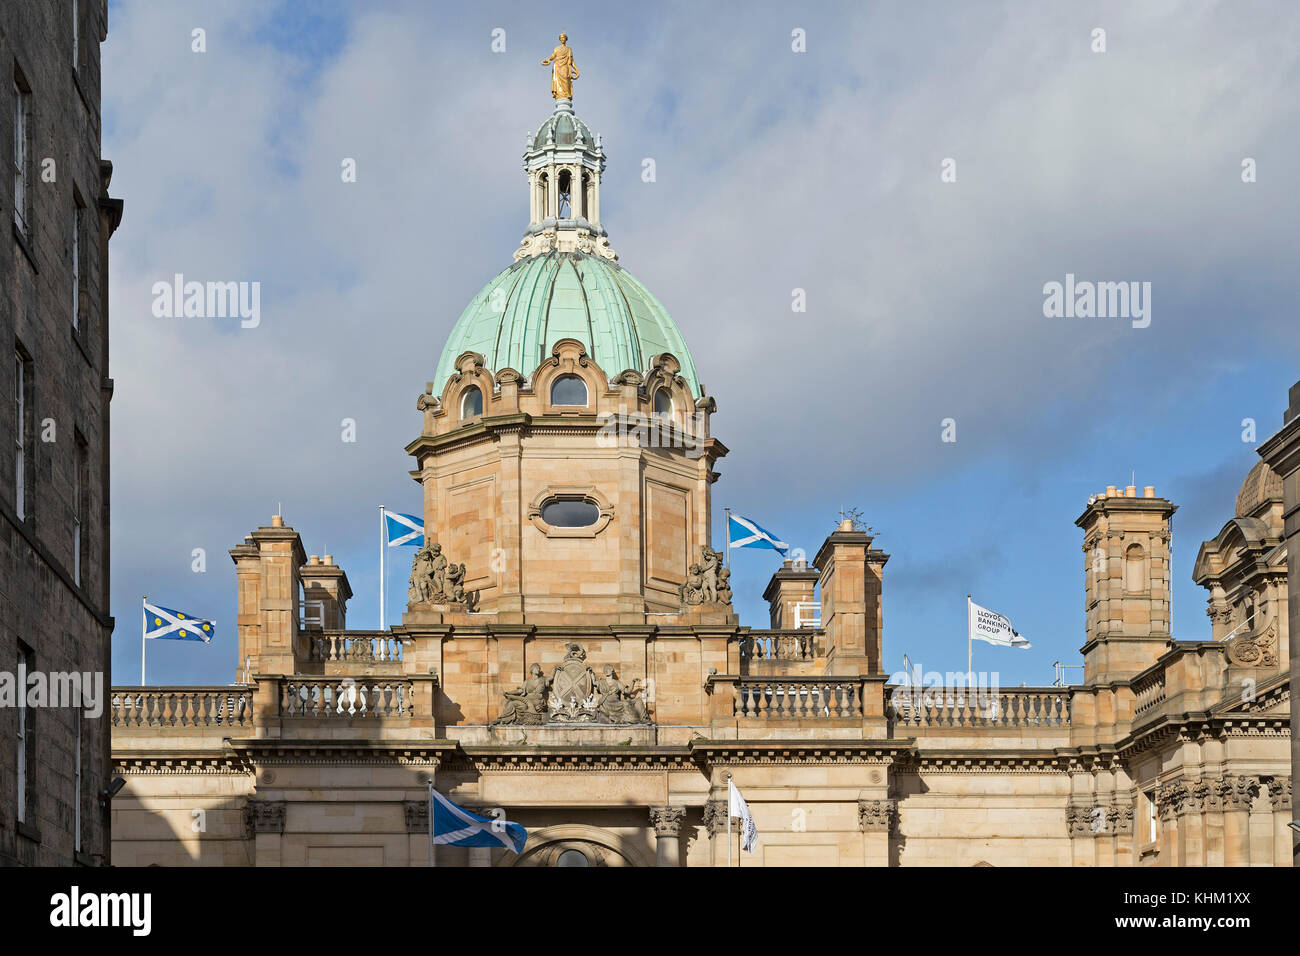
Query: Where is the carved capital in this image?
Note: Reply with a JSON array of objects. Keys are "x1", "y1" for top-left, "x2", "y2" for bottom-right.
[
  {"x1": 244, "y1": 800, "x2": 285, "y2": 836},
  {"x1": 403, "y1": 800, "x2": 429, "y2": 834},
  {"x1": 1217, "y1": 775, "x2": 1261, "y2": 811},
  {"x1": 1266, "y1": 776, "x2": 1292, "y2": 812},
  {"x1": 1107, "y1": 803, "x2": 1134, "y2": 835},
  {"x1": 858, "y1": 798, "x2": 896, "y2": 833},
  {"x1": 702, "y1": 800, "x2": 729, "y2": 835},
  {"x1": 649, "y1": 806, "x2": 685, "y2": 838}
]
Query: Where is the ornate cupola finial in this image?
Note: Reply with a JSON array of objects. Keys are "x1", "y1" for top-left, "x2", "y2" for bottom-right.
[{"x1": 515, "y1": 35, "x2": 616, "y2": 263}]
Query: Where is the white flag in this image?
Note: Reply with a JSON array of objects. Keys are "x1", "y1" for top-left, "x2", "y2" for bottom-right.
[
  {"x1": 728, "y1": 780, "x2": 759, "y2": 853},
  {"x1": 969, "y1": 600, "x2": 1032, "y2": 648}
]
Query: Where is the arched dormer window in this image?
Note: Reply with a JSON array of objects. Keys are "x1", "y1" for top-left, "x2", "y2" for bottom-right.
[
  {"x1": 551, "y1": 374, "x2": 588, "y2": 407},
  {"x1": 653, "y1": 389, "x2": 673, "y2": 416},
  {"x1": 1124, "y1": 544, "x2": 1147, "y2": 593},
  {"x1": 460, "y1": 386, "x2": 483, "y2": 419}
]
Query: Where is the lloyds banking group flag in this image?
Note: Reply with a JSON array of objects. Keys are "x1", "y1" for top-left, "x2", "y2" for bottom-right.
[
  {"x1": 969, "y1": 599, "x2": 1032, "y2": 649},
  {"x1": 143, "y1": 600, "x2": 215, "y2": 643}
]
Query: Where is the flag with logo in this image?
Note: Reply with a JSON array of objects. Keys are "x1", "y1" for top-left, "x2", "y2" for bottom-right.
[
  {"x1": 430, "y1": 788, "x2": 527, "y2": 854},
  {"x1": 728, "y1": 779, "x2": 759, "y2": 853},
  {"x1": 969, "y1": 600, "x2": 1032, "y2": 649},
  {"x1": 142, "y1": 600, "x2": 215, "y2": 643},
  {"x1": 727, "y1": 513, "x2": 788, "y2": 555},
  {"x1": 384, "y1": 510, "x2": 425, "y2": 548}
]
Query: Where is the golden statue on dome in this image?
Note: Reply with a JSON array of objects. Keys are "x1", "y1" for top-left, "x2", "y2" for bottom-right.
[{"x1": 542, "y1": 33, "x2": 579, "y2": 100}]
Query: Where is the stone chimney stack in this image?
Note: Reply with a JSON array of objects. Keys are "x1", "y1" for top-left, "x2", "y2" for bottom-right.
[
  {"x1": 814, "y1": 519, "x2": 888, "y2": 675},
  {"x1": 300, "y1": 553, "x2": 353, "y2": 631},
  {"x1": 1076, "y1": 486, "x2": 1176, "y2": 682},
  {"x1": 229, "y1": 513, "x2": 307, "y2": 681},
  {"x1": 762, "y1": 557, "x2": 820, "y2": 628}
]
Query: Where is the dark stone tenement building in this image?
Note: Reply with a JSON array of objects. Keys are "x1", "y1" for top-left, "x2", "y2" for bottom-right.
[{"x1": 1, "y1": 1, "x2": 120, "y2": 865}]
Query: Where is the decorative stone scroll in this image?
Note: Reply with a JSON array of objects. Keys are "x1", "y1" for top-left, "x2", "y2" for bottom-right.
[
  {"x1": 492, "y1": 643, "x2": 651, "y2": 726},
  {"x1": 407, "y1": 542, "x2": 469, "y2": 606},
  {"x1": 680, "y1": 546, "x2": 732, "y2": 606},
  {"x1": 1226, "y1": 618, "x2": 1279, "y2": 667}
]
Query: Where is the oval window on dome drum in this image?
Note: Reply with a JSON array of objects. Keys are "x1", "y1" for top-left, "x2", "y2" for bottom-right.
[
  {"x1": 653, "y1": 389, "x2": 673, "y2": 415},
  {"x1": 551, "y1": 374, "x2": 588, "y2": 406},
  {"x1": 460, "y1": 386, "x2": 483, "y2": 418},
  {"x1": 540, "y1": 497, "x2": 600, "y2": 528}
]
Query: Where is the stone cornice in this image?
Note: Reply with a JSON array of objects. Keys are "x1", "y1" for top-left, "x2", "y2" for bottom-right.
[
  {"x1": 225, "y1": 738, "x2": 454, "y2": 767},
  {"x1": 688, "y1": 739, "x2": 905, "y2": 766},
  {"x1": 451, "y1": 746, "x2": 696, "y2": 772},
  {"x1": 897, "y1": 750, "x2": 1070, "y2": 773},
  {"x1": 113, "y1": 754, "x2": 253, "y2": 775}
]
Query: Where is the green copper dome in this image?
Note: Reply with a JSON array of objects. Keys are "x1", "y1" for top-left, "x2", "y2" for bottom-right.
[{"x1": 435, "y1": 251, "x2": 701, "y2": 398}]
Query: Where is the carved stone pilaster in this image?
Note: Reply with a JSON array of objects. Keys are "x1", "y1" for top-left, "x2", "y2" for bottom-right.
[
  {"x1": 858, "y1": 798, "x2": 896, "y2": 833},
  {"x1": 649, "y1": 806, "x2": 685, "y2": 838},
  {"x1": 702, "y1": 800, "x2": 729, "y2": 835},
  {"x1": 1218, "y1": 775, "x2": 1261, "y2": 811},
  {"x1": 1266, "y1": 776, "x2": 1292, "y2": 812},
  {"x1": 243, "y1": 801, "x2": 285, "y2": 837},
  {"x1": 404, "y1": 800, "x2": 429, "y2": 834}
]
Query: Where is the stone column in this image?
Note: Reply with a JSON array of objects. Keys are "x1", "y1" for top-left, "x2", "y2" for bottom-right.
[
  {"x1": 857, "y1": 798, "x2": 894, "y2": 866},
  {"x1": 1268, "y1": 777, "x2": 1292, "y2": 867},
  {"x1": 1155, "y1": 783, "x2": 1182, "y2": 866},
  {"x1": 702, "y1": 800, "x2": 728, "y2": 867},
  {"x1": 1257, "y1": 380, "x2": 1300, "y2": 864},
  {"x1": 1177, "y1": 781, "x2": 1209, "y2": 866},
  {"x1": 1220, "y1": 775, "x2": 1259, "y2": 866},
  {"x1": 649, "y1": 806, "x2": 685, "y2": 867},
  {"x1": 244, "y1": 800, "x2": 285, "y2": 867},
  {"x1": 1108, "y1": 801, "x2": 1135, "y2": 866}
]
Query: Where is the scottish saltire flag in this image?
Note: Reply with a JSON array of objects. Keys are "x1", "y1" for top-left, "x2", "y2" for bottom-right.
[
  {"x1": 385, "y1": 510, "x2": 424, "y2": 548},
  {"x1": 728, "y1": 513, "x2": 788, "y2": 555},
  {"x1": 142, "y1": 601, "x2": 215, "y2": 643},
  {"x1": 969, "y1": 600, "x2": 1032, "y2": 649},
  {"x1": 431, "y1": 788, "x2": 527, "y2": 854}
]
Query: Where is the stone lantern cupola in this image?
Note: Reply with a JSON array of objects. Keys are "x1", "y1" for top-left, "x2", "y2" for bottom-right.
[{"x1": 515, "y1": 97, "x2": 616, "y2": 262}]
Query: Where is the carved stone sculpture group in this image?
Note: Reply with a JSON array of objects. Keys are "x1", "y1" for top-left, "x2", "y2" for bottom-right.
[
  {"x1": 407, "y1": 542, "x2": 468, "y2": 605},
  {"x1": 679, "y1": 545, "x2": 732, "y2": 606},
  {"x1": 493, "y1": 643, "x2": 650, "y2": 725}
]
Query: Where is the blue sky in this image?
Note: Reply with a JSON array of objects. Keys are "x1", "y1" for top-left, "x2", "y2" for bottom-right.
[{"x1": 102, "y1": 1, "x2": 1300, "y2": 688}]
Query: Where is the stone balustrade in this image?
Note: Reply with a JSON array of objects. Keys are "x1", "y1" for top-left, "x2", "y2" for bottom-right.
[
  {"x1": 740, "y1": 630, "x2": 819, "y2": 662},
  {"x1": 887, "y1": 687, "x2": 1072, "y2": 727},
  {"x1": 1131, "y1": 668, "x2": 1167, "y2": 716},
  {"x1": 735, "y1": 677, "x2": 865, "y2": 719},
  {"x1": 111, "y1": 687, "x2": 254, "y2": 727},
  {"x1": 280, "y1": 678, "x2": 413, "y2": 718},
  {"x1": 309, "y1": 631, "x2": 404, "y2": 663}
]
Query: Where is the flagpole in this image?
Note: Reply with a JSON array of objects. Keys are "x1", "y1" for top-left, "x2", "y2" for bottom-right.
[
  {"x1": 967, "y1": 593, "x2": 973, "y2": 687},
  {"x1": 427, "y1": 777, "x2": 434, "y2": 867},
  {"x1": 724, "y1": 507, "x2": 731, "y2": 570},
  {"x1": 379, "y1": 506, "x2": 386, "y2": 631},
  {"x1": 141, "y1": 595, "x2": 147, "y2": 685},
  {"x1": 726, "y1": 771, "x2": 732, "y2": 868}
]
